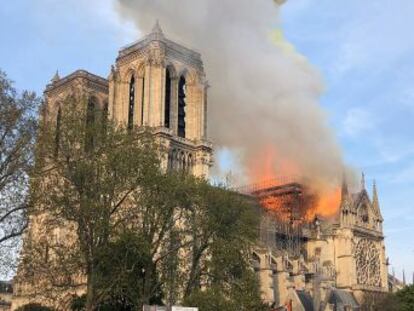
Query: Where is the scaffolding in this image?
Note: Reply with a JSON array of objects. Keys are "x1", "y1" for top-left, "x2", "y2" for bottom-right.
[{"x1": 236, "y1": 179, "x2": 312, "y2": 259}]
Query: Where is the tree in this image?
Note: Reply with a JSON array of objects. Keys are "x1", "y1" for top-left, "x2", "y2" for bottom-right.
[
  {"x1": 15, "y1": 304, "x2": 55, "y2": 311},
  {"x1": 361, "y1": 291, "x2": 396, "y2": 311},
  {"x1": 181, "y1": 184, "x2": 259, "y2": 299},
  {"x1": 67, "y1": 177, "x2": 266, "y2": 311},
  {"x1": 395, "y1": 285, "x2": 414, "y2": 311},
  {"x1": 363, "y1": 285, "x2": 414, "y2": 311},
  {"x1": 21, "y1": 94, "x2": 161, "y2": 310},
  {"x1": 182, "y1": 186, "x2": 267, "y2": 311},
  {"x1": 0, "y1": 69, "x2": 39, "y2": 275},
  {"x1": 21, "y1": 92, "x2": 266, "y2": 310},
  {"x1": 94, "y1": 229, "x2": 163, "y2": 307}
]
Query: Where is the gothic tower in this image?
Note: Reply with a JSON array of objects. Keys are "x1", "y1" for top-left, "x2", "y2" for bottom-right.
[
  {"x1": 11, "y1": 22, "x2": 213, "y2": 310},
  {"x1": 108, "y1": 22, "x2": 212, "y2": 177},
  {"x1": 335, "y1": 174, "x2": 388, "y2": 302},
  {"x1": 303, "y1": 174, "x2": 388, "y2": 308}
]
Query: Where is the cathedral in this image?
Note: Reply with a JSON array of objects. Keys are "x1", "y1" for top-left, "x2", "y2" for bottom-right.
[
  {"x1": 10, "y1": 23, "x2": 389, "y2": 310},
  {"x1": 248, "y1": 176, "x2": 388, "y2": 310}
]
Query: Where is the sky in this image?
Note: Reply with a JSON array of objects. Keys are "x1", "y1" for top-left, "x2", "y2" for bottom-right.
[{"x1": 1, "y1": 0, "x2": 413, "y2": 282}]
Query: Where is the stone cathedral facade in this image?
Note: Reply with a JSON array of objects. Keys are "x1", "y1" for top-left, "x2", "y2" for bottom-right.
[
  {"x1": 46, "y1": 21, "x2": 212, "y2": 179},
  {"x1": 10, "y1": 23, "x2": 388, "y2": 310},
  {"x1": 252, "y1": 178, "x2": 388, "y2": 310},
  {"x1": 108, "y1": 22, "x2": 212, "y2": 177},
  {"x1": 12, "y1": 22, "x2": 213, "y2": 311}
]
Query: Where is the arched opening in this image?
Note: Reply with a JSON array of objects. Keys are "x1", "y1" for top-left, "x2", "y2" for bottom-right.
[
  {"x1": 100, "y1": 101, "x2": 109, "y2": 139},
  {"x1": 181, "y1": 152, "x2": 186, "y2": 171},
  {"x1": 54, "y1": 107, "x2": 62, "y2": 156},
  {"x1": 178, "y1": 76, "x2": 186, "y2": 138},
  {"x1": 141, "y1": 76, "x2": 145, "y2": 126},
  {"x1": 128, "y1": 75, "x2": 135, "y2": 130},
  {"x1": 188, "y1": 154, "x2": 193, "y2": 172},
  {"x1": 360, "y1": 205, "x2": 369, "y2": 223},
  {"x1": 252, "y1": 252, "x2": 261, "y2": 272},
  {"x1": 168, "y1": 150, "x2": 174, "y2": 171},
  {"x1": 164, "y1": 68, "x2": 172, "y2": 128},
  {"x1": 85, "y1": 97, "x2": 98, "y2": 151},
  {"x1": 175, "y1": 152, "x2": 180, "y2": 170},
  {"x1": 103, "y1": 101, "x2": 109, "y2": 121}
]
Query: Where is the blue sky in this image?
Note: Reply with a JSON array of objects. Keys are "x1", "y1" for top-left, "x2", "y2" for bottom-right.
[
  {"x1": 1, "y1": 0, "x2": 413, "y2": 281},
  {"x1": 280, "y1": 0, "x2": 414, "y2": 282}
]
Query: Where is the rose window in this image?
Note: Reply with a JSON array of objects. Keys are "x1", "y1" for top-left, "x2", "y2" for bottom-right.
[{"x1": 355, "y1": 239, "x2": 381, "y2": 287}]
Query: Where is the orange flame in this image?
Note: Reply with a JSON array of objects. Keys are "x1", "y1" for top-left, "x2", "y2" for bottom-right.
[
  {"x1": 248, "y1": 145, "x2": 341, "y2": 222},
  {"x1": 247, "y1": 145, "x2": 300, "y2": 185},
  {"x1": 305, "y1": 187, "x2": 341, "y2": 221}
]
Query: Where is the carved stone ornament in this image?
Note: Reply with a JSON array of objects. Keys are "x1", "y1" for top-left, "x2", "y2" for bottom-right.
[
  {"x1": 146, "y1": 42, "x2": 166, "y2": 67},
  {"x1": 355, "y1": 238, "x2": 381, "y2": 287}
]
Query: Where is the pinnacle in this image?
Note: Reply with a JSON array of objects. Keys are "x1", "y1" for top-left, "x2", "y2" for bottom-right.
[
  {"x1": 373, "y1": 180, "x2": 378, "y2": 198},
  {"x1": 152, "y1": 19, "x2": 163, "y2": 35},
  {"x1": 51, "y1": 70, "x2": 60, "y2": 83},
  {"x1": 341, "y1": 173, "x2": 349, "y2": 198},
  {"x1": 361, "y1": 172, "x2": 365, "y2": 190},
  {"x1": 372, "y1": 179, "x2": 382, "y2": 219}
]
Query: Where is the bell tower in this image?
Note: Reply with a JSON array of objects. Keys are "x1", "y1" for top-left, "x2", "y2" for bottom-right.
[{"x1": 108, "y1": 21, "x2": 212, "y2": 177}]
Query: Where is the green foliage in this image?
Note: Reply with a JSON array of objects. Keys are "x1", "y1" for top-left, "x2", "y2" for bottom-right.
[
  {"x1": 184, "y1": 287, "x2": 234, "y2": 311},
  {"x1": 396, "y1": 285, "x2": 414, "y2": 311},
  {"x1": 71, "y1": 295, "x2": 86, "y2": 311},
  {"x1": 26, "y1": 93, "x2": 265, "y2": 310},
  {"x1": 71, "y1": 294, "x2": 134, "y2": 311},
  {"x1": 15, "y1": 304, "x2": 55, "y2": 311},
  {"x1": 185, "y1": 272, "x2": 268, "y2": 311},
  {"x1": 364, "y1": 285, "x2": 414, "y2": 311},
  {"x1": 29, "y1": 95, "x2": 162, "y2": 309},
  {"x1": 95, "y1": 230, "x2": 163, "y2": 307},
  {"x1": 0, "y1": 69, "x2": 39, "y2": 275}
]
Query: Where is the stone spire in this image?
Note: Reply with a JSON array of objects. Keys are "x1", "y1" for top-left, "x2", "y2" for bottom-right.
[
  {"x1": 149, "y1": 19, "x2": 165, "y2": 41},
  {"x1": 372, "y1": 180, "x2": 383, "y2": 220},
  {"x1": 338, "y1": 173, "x2": 351, "y2": 227},
  {"x1": 361, "y1": 172, "x2": 366, "y2": 190},
  {"x1": 51, "y1": 70, "x2": 60, "y2": 83},
  {"x1": 372, "y1": 180, "x2": 379, "y2": 204},
  {"x1": 152, "y1": 19, "x2": 163, "y2": 34},
  {"x1": 341, "y1": 173, "x2": 349, "y2": 199}
]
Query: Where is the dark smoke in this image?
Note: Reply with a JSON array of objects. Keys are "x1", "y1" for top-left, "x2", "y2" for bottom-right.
[{"x1": 115, "y1": 0, "x2": 356, "y2": 190}]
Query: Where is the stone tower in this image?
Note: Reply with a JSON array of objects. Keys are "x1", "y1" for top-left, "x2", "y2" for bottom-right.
[
  {"x1": 335, "y1": 175, "x2": 388, "y2": 301},
  {"x1": 108, "y1": 21, "x2": 212, "y2": 177},
  {"x1": 11, "y1": 23, "x2": 213, "y2": 311}
]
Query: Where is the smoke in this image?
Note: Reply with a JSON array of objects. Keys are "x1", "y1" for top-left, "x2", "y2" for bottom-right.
[{"x1": 115, "y1": 0, "x2": 354, "y2": 190}]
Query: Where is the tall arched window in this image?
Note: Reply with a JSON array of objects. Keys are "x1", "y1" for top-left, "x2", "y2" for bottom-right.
[
  {"x1": 178, "y1": 76, "x2": 186, "y2": 138},
  {"x1": 128, "y1": 75, "x2": 135, "y2": 130},
  {"x1": 103, "y1": 101, "x2": 109, "y2": 121},
  {"x1": 164, "y1": 68, "x2": 171, "y2": 128},
  {"x1": 102, "y1": 101, "x2": 109, "y2": 134},
  {"x1": 141, "y1": 77, "x2": 145, "y2": 126},
  {"x1": 85, "y1": 97, "x2": 97, "y2": 151},
  {"x1": 86, "y1": 98, "x2": 96, "y2": 125},
  {"x1": 188, "y1": 154, "x2": 193, "y2": 172},
  {"x1": 54, "y1": 107, "x2": 62, "y2": 156}
]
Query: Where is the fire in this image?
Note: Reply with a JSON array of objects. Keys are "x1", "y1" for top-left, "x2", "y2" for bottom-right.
[
  {"x1": 305, "y1": 187, "x2": 341, "y2": 221},
  {"x1": 247, "y1": 145, "x2": 300, "y2": 185},
  {"x1": 248, "y1": 145, "x2": 342, "y2": 223}
]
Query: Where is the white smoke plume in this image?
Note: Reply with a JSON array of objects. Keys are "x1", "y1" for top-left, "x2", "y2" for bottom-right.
[{"x1": 115, "y1": 0, "x2": 353, "y2": 190}]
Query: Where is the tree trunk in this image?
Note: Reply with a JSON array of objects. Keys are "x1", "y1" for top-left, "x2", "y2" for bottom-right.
[{"x1": 85, "y1": 266, "x2": 96, "y2": 311}]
